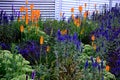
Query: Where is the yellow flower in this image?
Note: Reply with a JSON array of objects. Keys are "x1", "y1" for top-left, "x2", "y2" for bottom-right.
[
  {"x1": 40, "y1": 36, "x2": 44, "y2": 45},
  {"x1": 20, "y1": 25, "x2": 24, "y2": 32},
  {"x1": 106, "y1": 65, "x2": 110, "y2": 72}
]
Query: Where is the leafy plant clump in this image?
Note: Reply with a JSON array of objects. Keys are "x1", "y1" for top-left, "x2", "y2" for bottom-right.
[{"x1": 0, "y1": 50, "x2": 33, "y2": 80}]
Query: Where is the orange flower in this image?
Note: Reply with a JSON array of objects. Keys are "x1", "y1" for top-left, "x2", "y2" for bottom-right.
[
  {"x1": 60, "y1": 12, "x2": 62, "y2": 17},
  {"x1": 84, "y1": 12, "x2": 87, "y2": 19},
  {"x1": 40, "y1": 36, "x2": 44, "y2": 45},
  {"x1": 20, "y1": 6, "x2": 25, "y2": 12},
  {"x1": 84, "y1": 3, "x2": 87, "y2": 8},
  {"x1": 25, "y1": 13, "x2": 29, "y2": 25},
  {"x1": 79, "y1": 6, "x2": 83, "y2": 12},
  {"x1": 96, "y1": 56, "x2": 101, "y2": 63},
  {"x1": 71, "y1": 14, "x2": 75, "y2": 20},
  {"x1": 46, "y1": 46, "x2": 50, "y2": 52},
  {"x1": 18, "y1": 17, "x2": 20, "y2": 22},
  {"x1": 106, "y1": 65, "x2": 110, "y2": 71},
  {"x1": 20, "y1": 25, "x2": 24, "y2": 32},
  {"x1": 26, "y1": 0, "x2": 28, "y2": 5},
  {"x1": 22, "y1": 15, "x2": 25, "y2": 20},
  {"x1": 61, "y1": 29, "x2": 67, "y2": 35},
  {"x1": 71, "y1": 7, "x2": 74, "y2": 12},
  {"x1": 30, "y1": 4, "x2": 34, "y2": 10},
  {"x1": 91, "y1": 35, "x2": 95, "y2": 41}
]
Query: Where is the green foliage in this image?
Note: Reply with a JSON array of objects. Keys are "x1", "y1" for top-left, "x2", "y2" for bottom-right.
[
  {"x1": 22, "y1": 25, "x2": 49, "y2": 42},
  {"x1": 0, "y1": 24, "x2": 21, "y2": 43},
  {"x1": 76, "y1": 44, "x2": 116, "y2": 80},
  {"x1": 0, "y1": 50, "x2": 33, "y2": 80}
]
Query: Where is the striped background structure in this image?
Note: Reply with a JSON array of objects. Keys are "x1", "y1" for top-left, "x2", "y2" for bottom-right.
[{"x1": 0, "y1": 0, "x2": 119, "y2": 20}]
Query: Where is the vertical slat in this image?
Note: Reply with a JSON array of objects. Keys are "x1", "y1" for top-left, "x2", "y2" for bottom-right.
[
  {"x1": 0, "y1": 0, "x2": 55, "y2": 19},
  {"x1": 55, "y1": 0, "x2": 119, "y2": 20}
]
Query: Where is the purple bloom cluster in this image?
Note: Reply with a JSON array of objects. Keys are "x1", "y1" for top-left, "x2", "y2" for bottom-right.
[
  {"x1": 0, "y1": 5, "x2": 20, "y2": 25},
  {"x1": 0, "y1": 42, "x2": 10, "y2": 50},
  {"x1": 18, "y1": 41, "x2": 46, "y2": 65},
  {"x1": 57, "y1": 29, "x2": 81, "y2": 50},
  {"x1": 92, "y1": 4, "x2": 120, "y2": 78}
]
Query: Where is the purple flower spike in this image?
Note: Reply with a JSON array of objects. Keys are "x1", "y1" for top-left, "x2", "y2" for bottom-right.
[
  {"x1": 84, "y1": 60, "x2": 89, "y2": 70},
  {"x1": 31, "y1": 71, "x2": 36, "y2": 79}
]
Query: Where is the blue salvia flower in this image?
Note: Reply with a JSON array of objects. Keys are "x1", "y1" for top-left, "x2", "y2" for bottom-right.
[
  {"x1": 101, "y1": 60, "x2": 104, "y2": 70},
  {"x1": 84, "y1": 60, "x2": 89, "y2": 70},
  {"x1": 3, "y1": 12, "x2": 9, "y2": 25},
  {"x1": 72, "y1": 32, "x2": 78, "y2": 41},
  {"x1": 31, "y1": 71, "x2": 36, "y2": 79},
  {"x1": 102, "y1": 76, "x2": 104, "y2": 80},
  {"x1": 92, "y1": 61, "x2": 98, "y2": 68},
  {"x1": 97, "y1": 64, "x2": 101, "y2": 73},
  {"x1": 90, "y1": 56, "x2": 94, "y2": 63}
]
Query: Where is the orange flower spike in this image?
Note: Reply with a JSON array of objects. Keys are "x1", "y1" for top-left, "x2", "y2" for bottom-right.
[
  {"x1": 25, "y1": 14, "x2": 29, "y2": 25},
  {"x1": 20, "y1": 25, "x2": 24, "y2": 32},
  {"x1": 20, "y1": 6, "x2": 25, "y2": 12},
  {"x1": 18, "y1": 17, "x2": 20, "y2": 22},
  {"x1": 72, "y1": 14, "x2": 75, "y2": 20},
  {"x1": 25, "y1": 8, "x2": 28, "y2": 13},
  {"x1": 84, "y1": 12, "x2": 87, "y2": 19},
  {"x1": 30, "y1": 4, "x2": 34, "y2": 10},
  {"x1": 71, "y1": 7, "x2": 74, "y2": 12},
  {"x1": 22, "y1": 15, "x2": 25, "y2": 20},
  {"x1": 60, "y1": 12, "x2": 62, "y2": 17},
  {"x1": 40, "y1": 36, "x2": 44, "y2": 45},
  {"x1": 106, "y1": 65, "x2": 110, "y2": 72},
  {"x1": 26, "y1": 0, "x2": 28, "y2": 5},
  {"x1": 79, "y1": 6, "x2": 83, "y2": 12},
  {"x1": 84, "y1": 3, "x2": 87, "y2": 8},
  {"x1": 46, "y1": 46, "x2": 50, "y2": 52},
  {"x1": 91, "y1": 35, "x2": 95, "y2": 41},
  {"x1": 96, "y1": 56, "x2": 101, "y2": 63}
]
